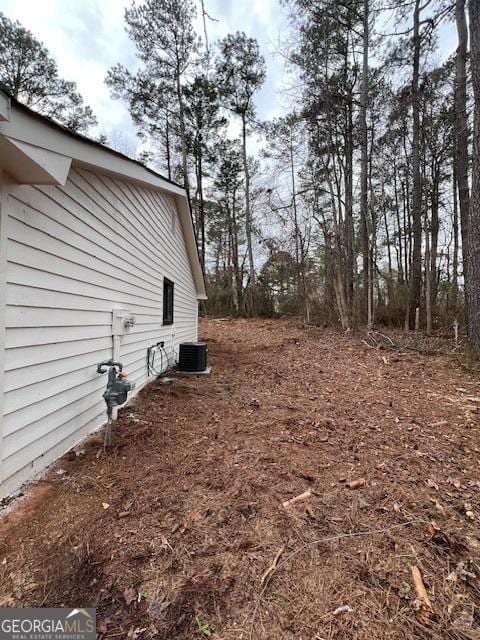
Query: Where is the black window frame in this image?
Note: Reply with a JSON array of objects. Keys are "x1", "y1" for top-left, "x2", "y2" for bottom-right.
[{"x1": 163, "y1": 277, "x2": 174, "y2": 325}]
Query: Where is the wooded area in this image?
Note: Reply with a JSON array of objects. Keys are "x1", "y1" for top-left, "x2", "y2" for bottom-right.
[
  {"x1": 1, "y1": 0, "x2": 480, "y2": 350},
  {"x1": 105, "y1": 0, "x2": 480, "y2": 349}
]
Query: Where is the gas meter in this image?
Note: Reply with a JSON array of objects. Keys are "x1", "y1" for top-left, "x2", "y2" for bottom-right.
[{"x1": 96, "y1": 359, "x2": 135, "y2": 446}]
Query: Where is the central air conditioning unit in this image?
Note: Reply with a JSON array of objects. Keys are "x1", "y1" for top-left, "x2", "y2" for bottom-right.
[{"x1": 178, "y1": 342, "x2": 208, "y2": 373}]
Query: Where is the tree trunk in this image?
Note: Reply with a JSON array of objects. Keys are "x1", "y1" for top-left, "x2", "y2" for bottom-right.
[
  {"x1": 176, "y1": 69, "x2": 190, "y2": 199},
  {"x1": 384, "y1": 207, "x2": 393, "y2": 307},
  {"x1": 452, "y1": 156, "x2": 459, "y2": 307},
  {"x1": 165, "y1": 115, "x2": 172, "y2": 181},
  {"x1": 393, "y1": 157, "x2": 404, "y2": 284},
  {"x1": 227, "y1": 204, "x2": 239, "y2": 314},
  {"x1": 232, "y1": 221, "x2": 243, "y2": 313},
  {"x1": 289, "y1": 123, "x2": 308, "y2": 320},
  {"x1": 467, "y1": 0, "x2": 480, "y2": 350},
  {"x1": 290, "y1": 126, "x2": 300, "y2": 303},
  {"x1": 331, "y1": 243, "x2": 351, "y2": 330},
  {"x1": 368, "y1": 125, "x2": 376, "y2": 326},
  {"x1": 425, "y1": 212, "x2": 432, "y2": 334},
  {"x1": 241, "y1": 113, "x2": 255, "y2": 298},
  {"x1": 401, "y1": 179, "x2": 410, "y2": 283},
  {"x1": 408, "y1": 0, "x2": 423, "y2": 330},
  {"x1": 323, "y1": 229, "x2": 335, "y2": 324},
  {"x1": 430, "y1": 167, "x2": 440, "y2": 321},
  {"x1": 325, "y1": 168, "x2": 351, "y2": 330},
  {"x1": 360, "y1": 0, "x2": 370, "y2": 325},
  {"x1": 344, "y1": 97, "x2": 354, "y2": 314},
  {"x1": 455, "y1": 0, "x2": 471, "y2": 319},
  {"x1": 197, "y1": 136, "x2": 206, "y2": 272}
]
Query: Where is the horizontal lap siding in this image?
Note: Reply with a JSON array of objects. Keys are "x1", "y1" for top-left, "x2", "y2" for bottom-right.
[{"x1": 1, "y1": 167, "x2": 198, "y2": 497}]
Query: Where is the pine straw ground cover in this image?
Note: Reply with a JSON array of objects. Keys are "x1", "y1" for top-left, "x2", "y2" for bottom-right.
[{"x1": 1, "y1": 318, "x2": 480, "y2": 640}]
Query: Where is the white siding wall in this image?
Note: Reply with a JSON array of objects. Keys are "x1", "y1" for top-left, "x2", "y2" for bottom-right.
[{"x1": 1, "y1": 166, "x2": 198, "y2": 497}]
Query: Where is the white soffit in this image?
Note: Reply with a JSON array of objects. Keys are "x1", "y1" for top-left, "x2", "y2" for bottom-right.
[{"x1": 0, "y1": 136, "x2": 71, "y2": 185}]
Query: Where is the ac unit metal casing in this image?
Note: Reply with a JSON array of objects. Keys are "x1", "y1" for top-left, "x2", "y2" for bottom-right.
[{"x1": 178, "y1": 342, "x2": 208, "y2": 372}]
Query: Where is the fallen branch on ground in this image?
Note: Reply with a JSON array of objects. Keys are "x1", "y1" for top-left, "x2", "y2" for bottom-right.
[
  {"x1": 410, "y1": 564, "x2": 433, "y2": 617},
  {"x1": 260, "y1": 546, "x2": 285, "y2": 586},
  {"x1": 347, "y1": 478, "x2": 366, "y2": 489},
  {"x1": 282, "y1": 489, "x2": 312, "y2": 508},
  {"x1": 364, "y1": 330, "x2": 457, "y2": 357}
]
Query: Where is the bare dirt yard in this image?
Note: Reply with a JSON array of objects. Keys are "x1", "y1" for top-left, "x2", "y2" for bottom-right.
[{"x1": 1, "y1": 318, "x2": 480, "y2": 639}]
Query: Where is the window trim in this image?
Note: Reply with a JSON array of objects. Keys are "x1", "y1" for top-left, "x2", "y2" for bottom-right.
[{"x1": 163, "y1": 277, "x2": 174, "y2": 325}]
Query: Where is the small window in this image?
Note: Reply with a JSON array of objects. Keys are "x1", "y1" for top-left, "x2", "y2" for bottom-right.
[{"x1": 163, "y1": 277, "x2": 174, "y2": 325}]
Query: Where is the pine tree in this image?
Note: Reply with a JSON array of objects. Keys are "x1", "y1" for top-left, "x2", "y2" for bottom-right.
[
  {"x1": 184, "y1": 75, "x2": 226, "y2": 270},
  {"x1": 467, "y1": 0, "x2": 480, "y2": 350},
  {"x1": 216, "y1": 32, "x2": 266, "y2": 304},
  {"x1": 107, "y1": 0, "x2": 198, "y2": 194},
  {"x1": 0, "y1": 12, "x2": 96, "y2": 132}
]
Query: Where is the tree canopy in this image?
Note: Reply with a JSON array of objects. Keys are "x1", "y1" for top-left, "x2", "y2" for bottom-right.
[{"x1": 0, "y1": 12, "x2": 96, "y2": 132}]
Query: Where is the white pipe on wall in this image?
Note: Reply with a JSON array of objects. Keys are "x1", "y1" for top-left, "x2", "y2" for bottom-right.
[{"x1": 112, "y1": 330, "x2": 121, "y2": 421}]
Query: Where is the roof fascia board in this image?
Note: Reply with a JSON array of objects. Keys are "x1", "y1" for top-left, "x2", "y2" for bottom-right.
[
  {"x1": 0, "y1": 104, "x2": 185, "y2": 197},
  {"x1": 174, "y1": 194, "x2": 207, "y2": 300}
]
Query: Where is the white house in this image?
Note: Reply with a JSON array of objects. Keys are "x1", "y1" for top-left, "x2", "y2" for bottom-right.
[{"x1": 0, "y1": 90, "x2": 206, "y2": 498}]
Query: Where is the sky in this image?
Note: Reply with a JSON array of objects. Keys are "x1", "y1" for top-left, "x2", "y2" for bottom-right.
[
  {"x1": 0, "y1": 0, "x2": 290, "y2": 151},
  {"x1": 0, "y1": 0, "x2": 458, "y2": 161}
]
